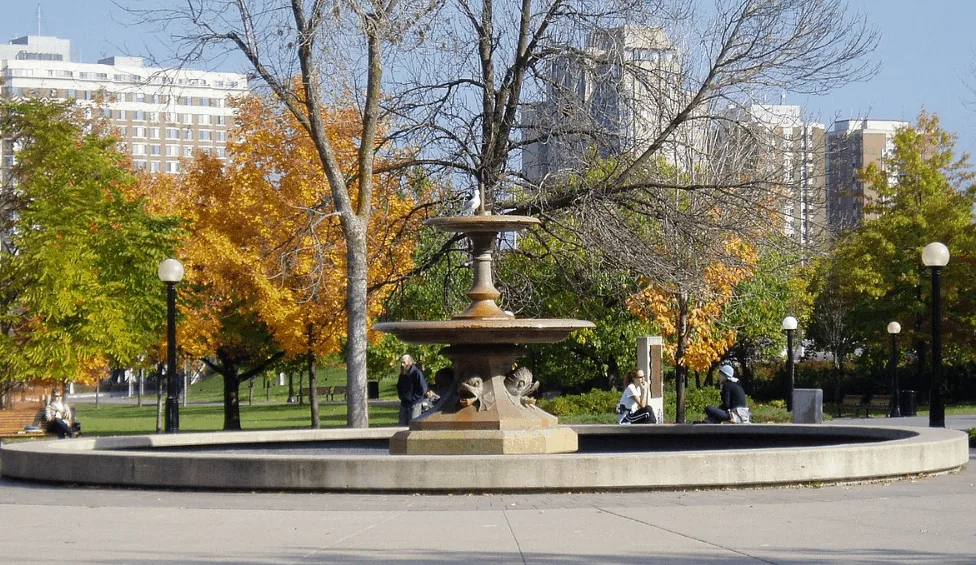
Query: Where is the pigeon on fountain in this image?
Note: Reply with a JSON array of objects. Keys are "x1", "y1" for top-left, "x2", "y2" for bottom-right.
[{"x1": 460, "y1": 189, "x2": 481, "y2": 215}]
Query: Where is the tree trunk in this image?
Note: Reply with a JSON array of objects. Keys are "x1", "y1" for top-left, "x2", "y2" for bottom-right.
[
  {"x1": 344, "y1": 220, "x2": 369, "y2": 427},
  {"x1": 308, "y1": 352, "x2": 320, "y2": 428},
  {"x1": 222, "y1": 363, "x2": 242, "y2": 430},
  {"x1": 674, "y1": 293, "x2": 689, "y2": 424}
]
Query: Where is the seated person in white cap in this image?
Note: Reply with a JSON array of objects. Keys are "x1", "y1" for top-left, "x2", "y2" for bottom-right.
[
  {"x1": 616, "y1": 369, "x2": 656, "y2": 424},
  {"x1": 704, "y1": 364, "x2": 751, "y2": 424}
]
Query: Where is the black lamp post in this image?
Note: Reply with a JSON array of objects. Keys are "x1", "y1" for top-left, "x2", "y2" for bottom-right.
[
  {"x1": 158, "y1": 258, "x2": 184, "y2": 433},
  {"x1": 921, "y1": 242, "x2": 949, "y2": 428},
  {"x1": 782, "y1": 316, "x2": 797, "y2": 411},
  {"x1": 887, "y1": 321, "x2": 902, "y2": 418}
]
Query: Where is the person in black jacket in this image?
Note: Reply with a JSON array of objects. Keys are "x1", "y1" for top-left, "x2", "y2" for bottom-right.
[
  {"x1": 397, "y1": 354, "x2": 431, "y2": 425},
  {"x1": 705, "y1": 364, "x2": 751, "y2": 423}
]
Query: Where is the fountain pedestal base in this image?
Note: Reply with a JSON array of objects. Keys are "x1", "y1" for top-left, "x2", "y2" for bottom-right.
[
  {"x1": 389, "y1": 426, "x2": 578, "y2": 455},
  {"x1": 389, "y1": 344, "x2": 578, "y2": 455}
]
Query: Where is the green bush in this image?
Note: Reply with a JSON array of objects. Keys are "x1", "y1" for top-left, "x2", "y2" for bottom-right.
[
  {"x1": 539, "y1": 388, "x2": 619, "y2": 416},
  {"x1": 969, "y1": 428, "x2": 976, "y2": 447}
]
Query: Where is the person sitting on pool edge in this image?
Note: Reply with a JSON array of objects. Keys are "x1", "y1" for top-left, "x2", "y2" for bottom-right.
[
  {"x1": 704, "y1": 364, "x2": 751, "y2": 424},
  {"x1": 616, "y1": 369, "x2": 656, "y2": 424}
]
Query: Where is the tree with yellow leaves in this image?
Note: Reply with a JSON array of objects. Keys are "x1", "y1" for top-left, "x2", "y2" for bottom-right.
[{"x1": 138, "y1": 94, "x2": 424, "y2": 429}]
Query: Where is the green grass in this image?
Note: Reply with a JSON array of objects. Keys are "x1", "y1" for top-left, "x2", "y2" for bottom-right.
[
  {"x1": 73, "y1": 371, "x2": 403, "y2": 436},
  {"x1": 74, "y1": 401, "x2": 400, "y2": 435}
]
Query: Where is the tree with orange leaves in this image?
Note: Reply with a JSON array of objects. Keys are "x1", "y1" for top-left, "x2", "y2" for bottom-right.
[
  {"x1": 628, "y1": 238, "x2": 758, "y2": 423},
  {"x1": 138, "y1": 94, "x2": 424, "y2": 430}
]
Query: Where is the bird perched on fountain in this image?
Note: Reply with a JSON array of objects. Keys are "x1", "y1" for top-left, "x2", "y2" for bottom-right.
[{"x1": 460, "y1": 189, "x2": 482, "y2": 215}]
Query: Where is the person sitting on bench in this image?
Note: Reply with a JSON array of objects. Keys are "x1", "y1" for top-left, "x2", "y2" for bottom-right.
[
  {"x1": 44, "y1": 389, "x2": 81, "y2": 438},
  {"x1": 704, "y1": 364, "x2": 751, "y2": 424}
]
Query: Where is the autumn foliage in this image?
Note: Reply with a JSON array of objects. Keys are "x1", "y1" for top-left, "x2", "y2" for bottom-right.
[
  {"x1": 136, "y1": 95, "x2": 425, "y2": 364},
  {"x1": 627, "y1": 239, "x2": 758, "y2": 372}
]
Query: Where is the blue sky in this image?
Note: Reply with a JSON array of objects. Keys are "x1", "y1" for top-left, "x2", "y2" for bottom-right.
[{"x1": 3, "y1": 0, "x2": 976, "y2": 158}]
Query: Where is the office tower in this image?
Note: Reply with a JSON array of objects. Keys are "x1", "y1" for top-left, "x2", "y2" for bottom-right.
[
  {"x1": 825, "y1": 118, "x2": 907, "y2": 234},
  {"x1": 1, "y1": 35, "x2": 248, "y2": 183}
]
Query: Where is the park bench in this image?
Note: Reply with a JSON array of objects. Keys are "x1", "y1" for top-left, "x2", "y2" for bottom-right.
[
  {"x1": 330, "y1": 385, "x2": 346, "y2": 401},
  {"x1": 0, "y1": 408, "x2": 47, "y2": 441},
  {"x1": 835, "y1": 394, "x2": 864, "y2": 417},
  {"x1": 863, "y1": 395, "x2": 892, "y2": 418},
  {"x1": 299, "y1": 386, "x2": 331, "y2": 396}
]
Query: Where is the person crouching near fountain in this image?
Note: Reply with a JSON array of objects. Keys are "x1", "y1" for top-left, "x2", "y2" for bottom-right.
[
  {"x1": 704, "y1": 364, "x2": 751, "y2": 424},
  {"x1": 616, "y1": 370, "x2": 656, "y2": 424},
  {"x1": 397, "y1": 355, "x2": 433, "y2": 425}
]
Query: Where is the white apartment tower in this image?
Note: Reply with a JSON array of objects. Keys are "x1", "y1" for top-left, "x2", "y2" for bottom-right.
[
  {"x1": 722, "y1": 104, "x2": 827, "y2": 251},
  {"x1": 0, "y1": 35, "x2": 248, "y2": 181},
  {"x1": 522, "y1": 25, "x2": 699, "y2": 181}
]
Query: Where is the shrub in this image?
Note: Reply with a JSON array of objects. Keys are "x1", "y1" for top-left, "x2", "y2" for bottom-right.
[{"x1": 538, "y1": 388, "x2": 619, "y2": 416}]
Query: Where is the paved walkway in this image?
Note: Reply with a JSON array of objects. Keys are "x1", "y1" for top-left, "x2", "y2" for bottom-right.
[{"x1": 0, "y1": 419, "x2": 973, "y2": 564}]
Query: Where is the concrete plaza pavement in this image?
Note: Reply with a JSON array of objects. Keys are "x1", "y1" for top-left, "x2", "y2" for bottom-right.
[{"x1": 0, "y1": 419, "x2": 973, "y2": 564}]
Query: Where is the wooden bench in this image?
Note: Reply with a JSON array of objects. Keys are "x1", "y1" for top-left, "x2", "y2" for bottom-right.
[
  {"x1": 298, "y1": 386, "x2": 346, "y2": 400},
  {"x1": 863, "y1": 395, "x2": 891, "y2": 418},
  {"x1": 835, "y1": 395, "x2": 864, "y2": 417},
  {"x1": 0, "y1": 409, "x2": 47, "y2": 440}
]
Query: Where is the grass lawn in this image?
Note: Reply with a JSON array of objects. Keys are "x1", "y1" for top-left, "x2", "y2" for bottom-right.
[{"x1": 72, "y1": 370, "x2": 403, "y2": 436}]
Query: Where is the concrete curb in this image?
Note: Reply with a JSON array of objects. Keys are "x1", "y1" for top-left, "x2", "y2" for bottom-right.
[{"x1": 1, "y1": 423, "x2": 967, "y2": 492}]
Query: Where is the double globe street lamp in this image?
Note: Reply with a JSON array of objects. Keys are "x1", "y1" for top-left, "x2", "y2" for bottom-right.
[
  {"x1": 887, "y1": 321, "x2": 901, "y2": 418},
  {"x1": 782, "y1": 316, "x2": 798, "y2": 412},
  {"x1": 158, "y1": 258, "x2": 185, "y2": 433},
  {"x1": 921, "y1": 242, "x2": 949, "y2": 428}
]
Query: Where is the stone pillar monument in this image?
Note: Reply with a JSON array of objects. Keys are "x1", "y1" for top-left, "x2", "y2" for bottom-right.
[{"x1": 637, "y1": 336, "x2": 665, "y2": 423}]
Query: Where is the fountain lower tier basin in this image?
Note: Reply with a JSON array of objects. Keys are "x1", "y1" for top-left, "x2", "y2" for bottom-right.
[
  {"x1": 372, "y1": 319, "x2": 594, "y2": 344},
  {"x1": 1, "y1": 424, "x2": 967, "y2": 492}
]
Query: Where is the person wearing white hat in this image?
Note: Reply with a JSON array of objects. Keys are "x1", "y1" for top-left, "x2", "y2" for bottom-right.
[{"x1": 704, "y1": 364, "x2": 751, "y2": 423}]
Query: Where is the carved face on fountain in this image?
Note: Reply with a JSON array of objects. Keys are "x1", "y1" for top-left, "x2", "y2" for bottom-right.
[
  {"x1": 504, "y1": 366, "x2": 539, "y2": 403},
  {"x1": 456, "y1": 376, "x2": 483, "y2": 407}
]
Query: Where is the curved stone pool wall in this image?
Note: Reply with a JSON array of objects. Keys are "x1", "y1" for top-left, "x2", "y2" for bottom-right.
[{"x1": 1, "y1": 424, "x2": 967, "y2": 493}]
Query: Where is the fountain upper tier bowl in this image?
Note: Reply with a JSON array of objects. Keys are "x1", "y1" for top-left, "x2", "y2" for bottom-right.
[{"x1": 373, "y1": 318, "x2": 595, "y2": 345}]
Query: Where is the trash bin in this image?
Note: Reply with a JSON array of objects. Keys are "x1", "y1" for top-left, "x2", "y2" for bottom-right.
[
  {"x1": 367, "y1": 380, "x2": 380, "y2": 400},
  {"x1": 899, "y1": 390, "x2": 916, "y2": 417}
]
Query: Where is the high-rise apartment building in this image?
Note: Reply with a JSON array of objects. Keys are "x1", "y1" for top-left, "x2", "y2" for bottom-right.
[
  {"x1": 825, "y1": 118, "x2": 907, "y2": 234},
  {"x1": 0, "y1": 35, "x2": 248, "y2": 182},
  {"x1": 722, "y1": 104, "x2": 827, "y2": 252},
  {"x1": 522, "y1": 25, "x2": 699, "y2": 181}
]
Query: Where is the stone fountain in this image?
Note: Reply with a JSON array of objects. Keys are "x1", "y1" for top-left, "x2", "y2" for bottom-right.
[{"x1": 374, "y1": 214, "x2": 594, "y2": 455}]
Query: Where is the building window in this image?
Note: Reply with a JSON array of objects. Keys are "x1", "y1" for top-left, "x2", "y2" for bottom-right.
[
  {"x1": 133, "y1": 127, "x2": 147, "y2": 138},
  {"x1": 216, "y1": 131, "x2": 226, "y2": 142},
  {"x1": 150, "y1": 145, "x2": 161, "y2": 156},
  {"x1": 199, "y1": 114, "x2": 211, "y2": 125},
  {"x1": 215, "y1": 115, "x2": 225, "y2": 125},
  {"x1": 166, "y1": 145, "x2": 180, "y2": 157},
  {"x1": 149, "y1": 161, "x2": 161, "y2": 173},
  {"x1": 166, "y1": 162, "x2": 180, "y2": 174},
  {"x1": 184, "y1": 129, "x2": 193, "y2": 140},
  {"x1": 148, "y1": 112, "x2": 159, "y2": 123},
  {"x1": 150, "y1": 128, "x2": 161, "y2": 139},
  {"x1": 166, "y1": 128, "x2": 179, "y2": 140},
  {"x1": 133, "y1": 160, "x2": 147, "y2": 170},
  {"x1": 132, "y1": 144, "x2": 147, "y2": 156},
  {"x1": 182, "y1": 113, "x2": 192, "y2": 124},
  {"x1": 199, "y1": 130, "x2": 213, "y2": 141},
  {"x1": 183, "y1": 146, "x2": 193, "y2": 157},
  {"x1": 133, "y1": 111, "x2": 146, "y2": 121}
]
